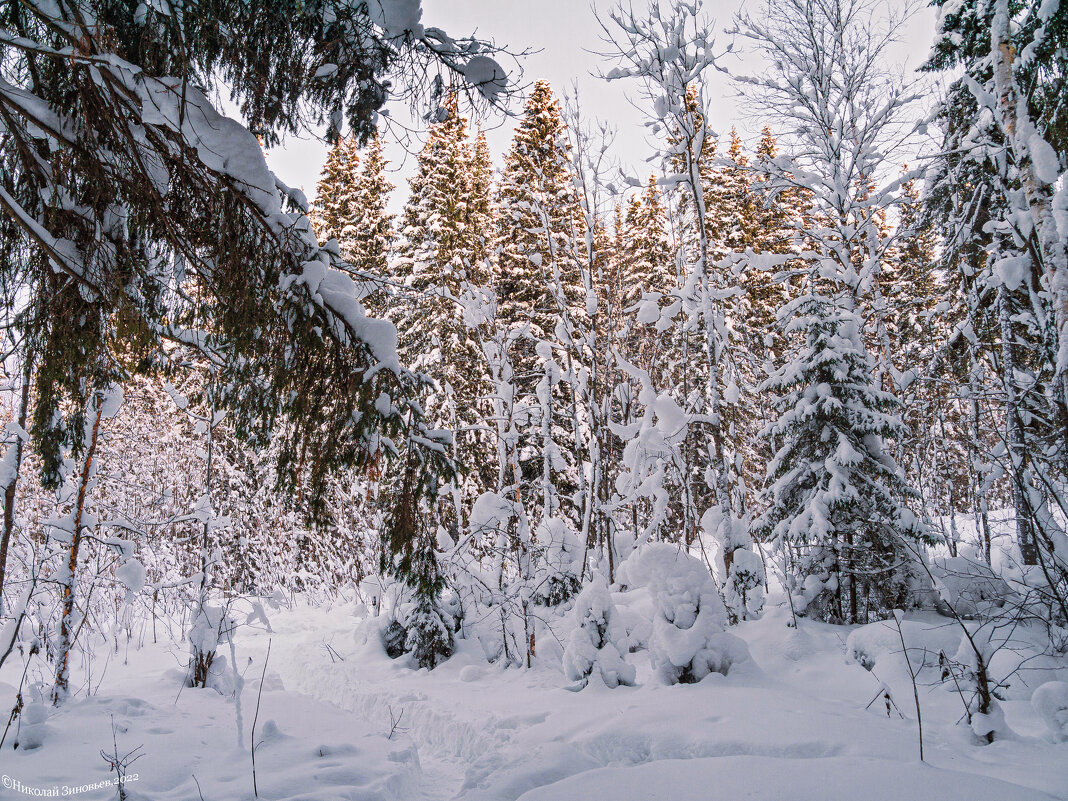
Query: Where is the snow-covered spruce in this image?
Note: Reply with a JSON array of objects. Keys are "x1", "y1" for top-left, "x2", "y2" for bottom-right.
[
  {"x1": 563, "y1": 576, "x2": 635, "y2": 689},
  {"x1": 755, "y1": 294, "x2": 930, "y2": 624},
  {"x1": 618, "y1": 542, "x2": 749, "y2": 684}
]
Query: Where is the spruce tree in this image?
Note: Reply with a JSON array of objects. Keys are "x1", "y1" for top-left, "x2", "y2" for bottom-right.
[
  {"x1": 311, "y1": 135, "x2": 362, "y2": 251},
  {"x1": 381, "y1": 439, "x2": 455, "y2": 670},
  {"x1": 494, "y1": 80, "x2": 586, "y2": 519},
  {"x1": 393, "y1": 94, "x2": 493, "y2": 521},
  {"x1": 625, "y1": 177, "x2": 674, "y2": 302},
  {"x1": 615, "y1": 178, "x2": 674, "y2": 390},
  {"x1": 349, "y1": 133, "x2": 396, "y2": 314},
  {"x1": 495, "y1": 80, "x2": 586, "y2": 347},
  {"x1": 311, "y1": 132, "x2": 396, "y2": 314},
  {"x1": 735, "y1": 0, "x2": 932, "y2": 624},
  {"x1": 469, "y1": 130, "x2": 498, "y2": 273},
  {"x1": 705, "y1": 129, "x2": 757, "y2": 261},
  {"x1": 883, "y1": 176, "x2": 940, "y2": 371},
  {"x1": 756, "y1": 288, "x2": 928, "y2": 623}
]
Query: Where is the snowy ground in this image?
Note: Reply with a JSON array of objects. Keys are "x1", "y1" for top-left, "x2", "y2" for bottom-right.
[{"x1": 2, "y1": 595, "x2": 1066, "y2": 801}]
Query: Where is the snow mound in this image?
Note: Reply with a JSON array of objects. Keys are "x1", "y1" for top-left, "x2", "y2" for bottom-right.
[
  {"x1": 1032, "y1": 681, "x2": 1068, "y2": 740},
  {"x1": 845, "y1": 615, "x2": 960, "y2": 673},
  {"x1": 931, "y1": 556, "x2": 1013, "y2": 618}
]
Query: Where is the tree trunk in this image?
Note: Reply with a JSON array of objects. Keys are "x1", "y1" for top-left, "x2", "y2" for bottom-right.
[
  {"x1": 990, "y1": 0, "x2": 1068, "y2": 429},
  {"x1": 52, "y1": 394, "x2": 105, "y2": 705},
  {"x1": 0, "y1": 355, "x2": 32, "y2": 612},
  {"x1": 190, "y1": 397, "x2": 217, "y2": 687},
  {"x1": 997, "y1": 284, "x2": 1039, "y2": 565}
]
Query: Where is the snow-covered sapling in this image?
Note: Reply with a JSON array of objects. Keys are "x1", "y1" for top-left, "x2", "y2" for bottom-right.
[
  {"x1": 1032, "y1": 681, "x2": 1068, "y2": 742},
  {"x1": 534, "y1": 517, "x2": 583, "y2": 607},
  {"x1": 620, "y1": 542, "x2": 749, "y2": 684},
  {"x1": 563, "y1": 577, "x2": 635, "y2": 689},
  {"x1": 99, "y1": 714, "x2": 143, "y2": 801},
  {"x1": 52, "y1": 385, "x2": 123, "y2": 705}
]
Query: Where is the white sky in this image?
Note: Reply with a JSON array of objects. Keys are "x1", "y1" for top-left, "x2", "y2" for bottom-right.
[{"x1": 263, "y1": 0, "x2": 939, "y2": 207}]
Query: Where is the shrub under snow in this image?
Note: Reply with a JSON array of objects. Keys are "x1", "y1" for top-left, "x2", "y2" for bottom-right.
[
  {"x1": 563, "y1": 577, "x2": 635, "y2": 689},
  {"x1": 534, "y1": 517, "x2": 583, "y2": 607},
  {"x1": 1032, "y1": 681, "x2": 1068, "y2": 741},
  {"x1": 618, "y1": 542, "x2": 749, "y2": 684},
  {"x1": 930, "y1": 556, "x2": 1013, "y2": 619}
]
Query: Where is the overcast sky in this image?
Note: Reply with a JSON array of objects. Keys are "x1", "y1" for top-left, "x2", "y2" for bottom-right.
[{"x1": 263, "y1": 0, "x2": 939, "y2": 206}]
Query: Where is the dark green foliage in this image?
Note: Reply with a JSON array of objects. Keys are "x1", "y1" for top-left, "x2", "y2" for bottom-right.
[
  {"x1": 756, "y1": 294, "x2": 930, "y2": 624},
  {"x1": 383, "y1": 619, "x2": 408, "y2": 659},
  {"x1": 379, "y1": 433, "x2": 455, "y2": 669},
  {"x1": 0, "y1": 0, "x2": 489, "y2": 521},
  {"x1": 535, "y1": 573, "x2": 582, "y2": 608}
]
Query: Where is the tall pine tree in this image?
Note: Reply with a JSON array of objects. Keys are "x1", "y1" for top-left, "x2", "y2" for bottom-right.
[
  {"x1": 393, "y1": 94, "x2": 494, "y2": 526},
  {"x1": 494, "y1": 80, "x2": 586, "y2": 521},
  {"x1": 311, "y1": 135, "x2": 363, "y2": 251}
]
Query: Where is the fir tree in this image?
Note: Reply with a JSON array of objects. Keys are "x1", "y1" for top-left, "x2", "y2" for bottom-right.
[
  {"x1": 381, "y1": 439, "x2": 455, "y2": 670},
  {"x1": 705, "y1": 128, "x2": 757, "y2": 261},
  {"x1": 469, "y1": 130, "x2": 498, "y2": 272},
  {"x1": 494, "y1": 80, "x2": 586, "y2": 519},
  {"x1": 349, "y1": 133, "x2": 396, "y2": 313},
  {"x1": 311, "y1": 135, "x2": 362, "y2": 250},
  {"x1": 495, "y1": 80, "x2": 586, "y2": 347},
  {"x1": 736, "y1": 0, "x2": 932, "y2": 624},
  {"x1": 756, "y1": 289, "x2": 928, "y2": 623},
  {"x1": 883, "y1": 176, "x2": 940, "y2": 370},
  {"x1": 393, "y1": 94, "x2": 494, "y2": 521},
  {"x1": 624, "y1": 177, "x2": 674, "y2": 302}
]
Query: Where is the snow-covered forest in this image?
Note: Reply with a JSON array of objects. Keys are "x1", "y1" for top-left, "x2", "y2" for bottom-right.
[{"x1": 0, "y1": 0, "x2": 1067, "y2": 798}]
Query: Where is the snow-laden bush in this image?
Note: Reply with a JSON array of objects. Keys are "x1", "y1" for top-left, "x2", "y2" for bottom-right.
[
  {"x1": 383, "y1": 618, "x2": 408, "y2": 659},
  {"x1": 534, "y1": 517, "x2": 583, "y2": 607},
  {"x1": 380, "y1": 598, "x2": 454, "y2": 669},
  {"x1": 1032, "y1": 681, "x2": 1068, "y2": 741},
  {"x1": 378, "y1": 573, "x2": 454, "y2": 670},
  {"x1": 404, "y1": 595, "x2": 454, "y2": 670},
  {"x1": 931, "y1": 557, "x2": 1014, "y2": 619},
  {"x1": 187, "y1": 603, "x2": 233, "y2": 689},
  {"x1": 618, "y1": 543, "x2": 749, "y2": 684},
  {"x1": 14, "y1": 702, "x2": 50, "y2": 751},
  {"x1": 702, "y1": 508, "x2": 765, "y2": 623},
  {"x1": 469, "y1": 491, "x2": 516, "y2": 539},
  {"x1": 947, "y1": 626, "x2": 1016, "y2": 742},
  {"x1": 563, "y1": 577, "x2": 635, "y2": 689},
  {"x1": 845, "y1": 615, "x2": 960, "y2": 673},
  {"x1": 724, "y1": 547, "x2": 766, "y2": 622}
]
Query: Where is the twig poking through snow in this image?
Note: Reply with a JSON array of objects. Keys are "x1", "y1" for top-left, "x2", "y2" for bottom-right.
[
  {"x1": 387, "y1": 705, "x2": 408, "y2": 740},
  {"x1": 892, "y1": 611, "x2": 925, "y2": 762},
  {"x1": 251, "y1": 638, "x2": 271, "y2": 798}
]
